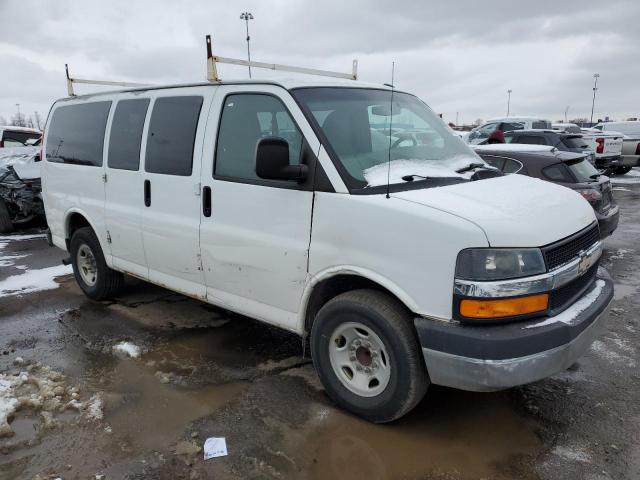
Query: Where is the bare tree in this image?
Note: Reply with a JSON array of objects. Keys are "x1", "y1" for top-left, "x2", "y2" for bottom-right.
[
  {"x1": 0, "y1": 115, "x2": 6, "y2": 126},
  {"x1": 473, "y1": 118, "x2": 484, "y2": 127},
  {"x1": 33, "y1": 111, "x2": 44, "y2": 130}
]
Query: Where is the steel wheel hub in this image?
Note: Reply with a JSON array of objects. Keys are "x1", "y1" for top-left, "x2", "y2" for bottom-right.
[
  {"x1": 77, "y1": 244, "x2": 97, "y2": 287},
  {"x1": 328, "y1": 322, "x2": 391, "y2": 397}
]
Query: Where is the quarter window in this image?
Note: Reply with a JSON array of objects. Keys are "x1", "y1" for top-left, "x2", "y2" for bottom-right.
[
  {"x1": 215, "y1": 94, "x2": 302, "y2": 181},
  {"x1": 46, "y1": 102, "x2": 112, "y2": 166},
  {"x1": 108, "y1": 99, "x2": 150, "y2": 171},
  {"x1": 503, "y1": 158, "x2": 522, "y2": 173},
  {"x1": 145, "y1": 96, "x2": 203, "y2": 176},
  {"x1": 543, "y1": 163, "x2": 572, "y2": 182}
]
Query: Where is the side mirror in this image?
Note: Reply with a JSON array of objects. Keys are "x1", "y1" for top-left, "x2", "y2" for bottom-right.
[{"x1": 255, "y1": 137, "x2": 308, "y2": 182}]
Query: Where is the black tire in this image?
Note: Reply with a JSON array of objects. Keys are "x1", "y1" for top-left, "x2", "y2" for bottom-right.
[
  {"x1": 614, "y1": 166, "x2": 631, "y2": 175},
  {"x1": 70, "y1": 226, "x2": 123, "y2": 300},
  {"x1": 0, "y1": 199, "x2": 14, "y2": 234},
  {"x1": 310, "y1": 289, "x2": 429, "y2": 423}
]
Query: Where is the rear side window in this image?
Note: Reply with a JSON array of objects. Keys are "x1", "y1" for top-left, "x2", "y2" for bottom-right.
[
  {"x1": 145, "y1": 96, "x2": 203, "y2": 176},
  {"x1": 108, "y1": 99, "x2": 150, "y2": 171},
  {"x1": 543, "y1": 163, "x2": 573, "y2": 182},
  {"x1": 215, "y1": 94, "x2": 302, "y2": 181},
  {"x1": 46, "y1": 102, "x2": 112, "y2": 166},
  {"x1": 517, "y1": 135, "x2": 548, "y2": 145}
]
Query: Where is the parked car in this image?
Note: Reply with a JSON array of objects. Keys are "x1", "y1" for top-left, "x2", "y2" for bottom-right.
[
  {"x1": 466, "y1": 117, "x2": 552, "y2": 144},
  {"x1": 0, "y1": 125, "x2": 42, "y2": 148},
  {"x1": 593, "y1": 121, "x2": 640, "y2": 172},
  {"x1": 579, "y1": 128, "x2": 625, "y2": 174},
  {"x1": 552, "y1": 123, "x2": 582, "y2": 134},
  {"x1": 42, "y1": 80, "x2": 612, "y2": 422},
  {"x1": 0, "y1": 146, "x2": 44, "y2": 233},
  {"x1": 473, "y1": 144, "x2": 619, "y2": 238},
  {"x1": 499, "y1": 129, "x2": 596, "y2": 166}
]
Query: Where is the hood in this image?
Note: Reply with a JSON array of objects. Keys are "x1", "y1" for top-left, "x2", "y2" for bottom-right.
[
  {"x1": 392, "y1": 174, "x2": 595, "y2": 247},
  {"x1": 0, "y1": 146, "x2": 40, "y2": 180}
]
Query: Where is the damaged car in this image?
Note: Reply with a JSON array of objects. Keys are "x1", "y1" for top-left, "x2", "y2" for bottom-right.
[{"x1": 0, "y1": 146, "x2": 44, "y2": 233}]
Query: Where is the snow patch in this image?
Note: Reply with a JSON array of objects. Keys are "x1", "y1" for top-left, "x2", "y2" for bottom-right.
[
  {"x1": 609, "y1": 248, "x2": 630, "y2": 260},
  {"x1": 0, "y1": 253, "x2": 28, "y2": 267},
  {"x1": 85, "y1": 393, "x2": 104, "y2": 420},
  {"x1": 0, "y1": 264, "x2": 72, "y2": 298},
  {"x1": 551, "y1": 445, "x2": 591, "y2": 463},
  {"x1": 591, "y1": 340, "x2": 636, "y2": 368},
  {"x1": 363, "y1": 156, "x2": 483, "y2": 187},
  {"x1": 113, "y1": 342, "x2": 142, "y2": 358},
  {"x1": 525, "y1": 280, "x2": 605, "y2": 329}
]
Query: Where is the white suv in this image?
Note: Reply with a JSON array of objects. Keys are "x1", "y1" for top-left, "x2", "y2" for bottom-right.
[{"x1": 42, "y1": 80, "x2": 613, "y2": 422}]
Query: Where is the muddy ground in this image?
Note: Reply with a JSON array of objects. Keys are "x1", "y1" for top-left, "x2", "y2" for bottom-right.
[{"x1": 0, "y1": 174, "x2": 639, "y2": 480}]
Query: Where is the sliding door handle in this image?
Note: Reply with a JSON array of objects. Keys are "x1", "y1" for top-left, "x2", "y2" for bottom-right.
[
  {"x1": 144, "y1": 179, "x2": 151, "y2": 207},
  {"x1": 202, "y1": 186, "x2": 212, "y2": 217}
]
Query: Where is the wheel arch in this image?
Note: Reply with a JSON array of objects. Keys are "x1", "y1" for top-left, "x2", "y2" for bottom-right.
[
  {"x1": 300, "y1": 267, "x2": 419, "y2": 335},
  {"x1": 63, "y1": 209, "x2": 108, "y2": 257}
]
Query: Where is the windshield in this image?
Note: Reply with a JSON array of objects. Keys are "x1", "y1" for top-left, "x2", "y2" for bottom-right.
[
  {"x1": 562, "y1": 136, "x2": 589, "y2": 149},
  {"x1": 292, "y1": 88, "x2": 482, "y2": 190},
  {"x1": 567, "y1": 158, "x2": 599, "y2": 182}
]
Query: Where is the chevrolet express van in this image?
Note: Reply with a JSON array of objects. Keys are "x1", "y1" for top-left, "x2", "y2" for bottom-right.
[{"x1": 42, "y1": 80, "x2": 613, "y2": 422}]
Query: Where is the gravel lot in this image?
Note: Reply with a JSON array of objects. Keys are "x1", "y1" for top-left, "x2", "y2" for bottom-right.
[{"x1": 0, "y1": 173, "x2": 639, "y2": 480}]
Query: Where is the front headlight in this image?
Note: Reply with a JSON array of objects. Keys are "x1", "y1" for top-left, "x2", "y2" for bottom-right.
[{"x1": 455, "y1": 248, "x2": 546, "y2": 281}]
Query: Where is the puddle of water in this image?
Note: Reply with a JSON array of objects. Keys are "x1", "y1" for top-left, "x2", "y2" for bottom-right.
[
  {"x1": 103, "y1": 359, "x2": 247, "y2": 451},
  {"x1": 285, "y1": 389, "x2": 542, "y2": 480},
  {"x1": 6, "y1": 415, "x2": 38, "y2": 444}
]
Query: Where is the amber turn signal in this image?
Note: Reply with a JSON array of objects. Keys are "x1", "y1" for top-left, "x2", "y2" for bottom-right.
[{"x1": 460, "y1": 294, "x2": 549, "y2": 319}]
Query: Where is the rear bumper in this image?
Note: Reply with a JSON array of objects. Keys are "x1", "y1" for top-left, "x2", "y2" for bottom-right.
[
  {"x1": 596, "y1": 155, "x2": 623, "y2": 169},
  {"x1": 415, "y1": 268, "x2": 613, "y2": 392},
  {"x1": 596, "y1": 205, "x2": 619, "y2": 238}
]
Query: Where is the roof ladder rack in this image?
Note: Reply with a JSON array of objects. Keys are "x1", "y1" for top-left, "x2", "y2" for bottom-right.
[
  {"x1": 65, "y1": 64, "x2": 154, "y2": 96},
  {"x1": 205, "y1": 35, "x2": 358, "y2": 82}
]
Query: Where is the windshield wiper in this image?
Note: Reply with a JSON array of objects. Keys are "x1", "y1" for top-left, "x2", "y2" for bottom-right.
[
  {"x1": 401, "y1": 174, "x2": 431, "y2": 182},
  {"x1": 455, "y1": 162, "x2": 486, "y2": 174},
  {"x1": 589, "y1": 173, "x2": 601, "y2": 180}
]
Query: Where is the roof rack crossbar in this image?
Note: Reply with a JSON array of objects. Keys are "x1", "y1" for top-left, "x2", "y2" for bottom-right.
[
  {"x1": 65, "y1": 64, "x2": 153, "y2": 96},
  {"x1": 205, "y1": 35, "x2": 358, "y2": 82}
]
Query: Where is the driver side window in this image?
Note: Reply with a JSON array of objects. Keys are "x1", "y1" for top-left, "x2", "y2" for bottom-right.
[{"x1": 215, "y1": 94, "x2": 302, "y2": 181}]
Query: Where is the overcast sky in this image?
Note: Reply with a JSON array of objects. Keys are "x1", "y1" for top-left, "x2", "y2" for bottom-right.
[{"x1": 1, "y1": 0, "x2": 639, "y2": 126}]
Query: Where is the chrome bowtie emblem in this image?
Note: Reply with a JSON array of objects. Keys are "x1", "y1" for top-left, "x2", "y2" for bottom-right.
[{"x1": 577, "y1": 251, "x2": 590, "y2": 275}]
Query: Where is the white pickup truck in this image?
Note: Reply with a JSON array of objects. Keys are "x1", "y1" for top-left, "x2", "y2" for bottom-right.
[
  {"x1": 580, "y1": 128, "x2": 624, "y2": 173},
  {"x1": 594, "y1": 121, "x2": 640, "y2": 173}
]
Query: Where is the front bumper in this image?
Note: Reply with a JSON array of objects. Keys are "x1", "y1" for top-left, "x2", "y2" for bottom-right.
[
  {"x1": 415, "y1": 268, "x2": 613, "y2": 392},
  {"x1": 596, "y1": 205, "x2": 619, "y2": 239}
]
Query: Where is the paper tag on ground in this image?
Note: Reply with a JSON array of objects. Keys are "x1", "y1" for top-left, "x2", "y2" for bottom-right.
[{"x1": 203, "y1": 437, "x2": 228, "y2": 459}]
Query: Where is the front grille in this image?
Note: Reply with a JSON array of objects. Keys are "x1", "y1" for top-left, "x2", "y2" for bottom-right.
[
  {"x1": 549, "y1": 263, "x2": 598, "y2": 312},
  {"x1": 542, "y1": 224, "x2": 600, "y2": 270}
]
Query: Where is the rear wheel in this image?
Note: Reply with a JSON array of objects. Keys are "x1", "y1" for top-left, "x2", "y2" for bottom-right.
[
  {"x1": 0, "y1": 199, "x2": 13, "y2": 233},
  {"x1": 614, "y1": 166, "x2": 631, "y2": 175},
  {"x1": 311, "y1": 289, "x2": 428, "y2": 423},
  {"x1": 70, "y1": 227, "x2": 123, "y2": 300}
]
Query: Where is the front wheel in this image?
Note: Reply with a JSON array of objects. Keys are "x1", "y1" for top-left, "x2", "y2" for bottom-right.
[
  {"x1": 310, "y1": 289, "x2": 428, "y2": 423},
  {"x1": 70, "y1": 227, "x2": 123, "y2": 300}
]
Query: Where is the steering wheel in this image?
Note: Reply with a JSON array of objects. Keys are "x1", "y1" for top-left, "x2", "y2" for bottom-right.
[{"x1": 390, "y1": 134, "x2": 418, "y2": 149}]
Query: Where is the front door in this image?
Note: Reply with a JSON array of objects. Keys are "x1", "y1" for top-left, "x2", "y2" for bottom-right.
[
  {"x1": 199, "y1": 86, "x2": 315, "y2": 330},
  {"x1": 140, "y1": 87, "x2": 214, "y2": 298}
]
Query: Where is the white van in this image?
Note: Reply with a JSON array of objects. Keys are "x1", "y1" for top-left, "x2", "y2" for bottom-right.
[{"x1": 42, "y1": 80, "x2": 613, "y2": 422}]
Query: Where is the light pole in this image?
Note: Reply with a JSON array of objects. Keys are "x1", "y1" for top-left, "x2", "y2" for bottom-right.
[
  {"x1": 240, "y1": 12, "x2": 254, "y2": 78},
  {"x1": 590, "y1": 73, "x2": 599, "y2": 125},
  {"x1": 507, "y1": 90, "x2": 512, "y2": 116},
  {"x1": 564, "y1": 105, "x2": 569, "y2": 123}
]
